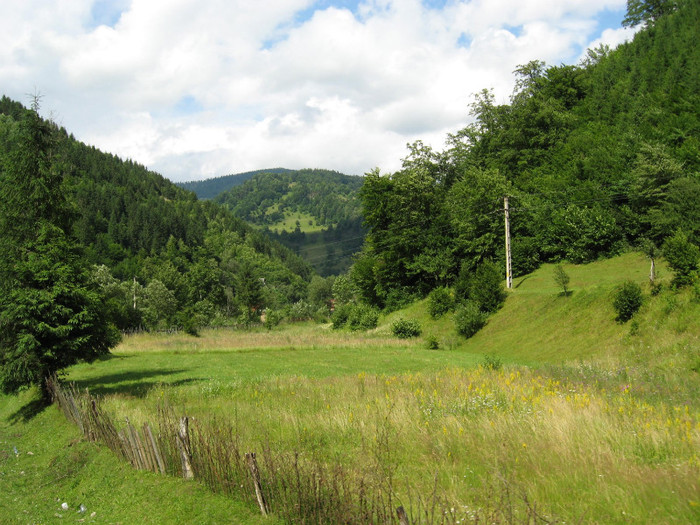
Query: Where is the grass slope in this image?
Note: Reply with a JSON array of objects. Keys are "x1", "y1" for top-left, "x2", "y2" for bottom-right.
[
  {"x1": 0, "y1": 389, "x2": 276, "y2": 524},
  {"x1": 2, "y1": 252, "x2": 698, "y2": 523}
]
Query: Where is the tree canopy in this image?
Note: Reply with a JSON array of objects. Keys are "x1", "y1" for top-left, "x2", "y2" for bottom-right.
[
  {"x1": 352, "y1": 0, "x2": 700, "y2": 307},
  {"x1": 0, "y1": 104, "x2": 119, "y2": 395}
]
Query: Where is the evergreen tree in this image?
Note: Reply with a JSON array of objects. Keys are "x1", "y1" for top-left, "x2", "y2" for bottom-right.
[{"x1": 0, "y1": 103, "x2": 119, "y2": 397}]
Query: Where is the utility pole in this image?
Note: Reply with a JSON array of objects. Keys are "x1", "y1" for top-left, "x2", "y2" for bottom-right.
[{"x1": 504, "y1": 196, "x2": 512, "y2": 289}]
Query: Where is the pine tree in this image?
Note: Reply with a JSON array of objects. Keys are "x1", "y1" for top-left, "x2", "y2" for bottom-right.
[{"x1": 0, "y1": 102, "x2": 119, "y2": 398}]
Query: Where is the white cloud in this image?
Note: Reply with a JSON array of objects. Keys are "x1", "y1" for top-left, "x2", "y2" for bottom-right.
[{"x1": 1, "y1": 0, "x2": 631, "y2": 181}]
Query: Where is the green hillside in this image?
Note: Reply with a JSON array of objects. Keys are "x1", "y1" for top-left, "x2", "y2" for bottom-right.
[
  {"x1": 352, "y1": 0, "x2": 700, "y2": 306},
  {"x1": 0, "y1": 98, "x2": 313, "y2": 336},
  {"x1": 214, "y1": 169, "x2": 365, "y2": 275},
  {"x1": 177, "y1": 168, "x2": 294, "y2": 200}
]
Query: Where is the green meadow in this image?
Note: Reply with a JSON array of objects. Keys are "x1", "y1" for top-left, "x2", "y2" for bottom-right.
[{"x1": 2, "y1": 253, "x2": 699, "y2": 523}]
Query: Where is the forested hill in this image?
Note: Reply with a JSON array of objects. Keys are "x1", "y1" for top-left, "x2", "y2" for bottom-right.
[
  {"x1": 213, "y1": 169, "x2": 365, "y2": 276},
  {"x1": 0, "y1": 96, "x2": 313, "y2": 332},
  {"x1": 350, "y1": 0, "x2": 700, "y2": 308},
  {"x1": 178, "y1": 168, "x2": 294, "y2": 200},
  {"x1": 213, "y1": 169, "x2": 363, "y2": 227}
]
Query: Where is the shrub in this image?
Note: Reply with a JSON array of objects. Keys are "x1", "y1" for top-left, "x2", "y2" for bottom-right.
[
  {"x1": 663, "y1": 230, "x2": 699, "y2": 288},
  {"x1": 454, "y1": 301, "x2": 487, "y2": 338},
  {"x1": 263, "y1": 308, "x2": 283, "y2": 330},
  {"x1": 289, "y1": 300, "x2": 314, "y2": 321},
  {"x1": 612, "y1": 280, "x2": 644, "y2": 322},
  {"x1": 470, "y1": 260, "x2": 507, "y2": 313},
  {"x1": 391, "y1": 318, "x2": 422, "y2": 339},
  {"x1": 332, "y1": 303, "x2": 379, "y2": 331},
  {"x1": 427, "y1": 287, "x2": 454, "y2": 319},
  {"x1": 331, "y1": 303, "x2": 352, "y2": 329},
  {"x1": 347, "y1": 303, "x2": 380, "y2": 331},
  {"x1": 425, "y1": 335, "x2": 440, "y2": 350},
  {"x1": 313, "y1": 305, "x2": 331, "y2": 323},
  {"x1": 482, "y1": 354, "x2": 503, "y2": 371}
]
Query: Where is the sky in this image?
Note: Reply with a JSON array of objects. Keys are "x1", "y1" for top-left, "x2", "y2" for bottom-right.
[{"x1": 1, "y1": 0, "x2": 638, "y2": 182}]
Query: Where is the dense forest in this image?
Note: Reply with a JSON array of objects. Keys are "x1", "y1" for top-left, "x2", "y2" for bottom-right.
[
  {"x1": 0, "y1": 97, "x2": 313, "y2": 335},
  {"x1": 212, "y1": 169, "x2": 365, "y2": 275},
  {"x1": 178, "y1": 168, "x2": 294, "y2": 200},
  {"x1": 348, "y1": 0, "x2": 700, "y2": 309}
]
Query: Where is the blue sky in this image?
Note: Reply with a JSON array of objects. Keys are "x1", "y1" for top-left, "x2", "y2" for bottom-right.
[{"x1": 1, "y1": 0, "x2": 637, "y2": 181}]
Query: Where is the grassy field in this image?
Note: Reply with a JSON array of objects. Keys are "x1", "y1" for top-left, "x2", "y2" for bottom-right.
[
  {"x1": 2, "y1": 252, "x2": 699, "y2": 523},
  {"x1": 265, "y1": 209, "x2": 326, "y2": 234},
  {"x1": 0, "y1": 388, "x2": 277, "y2": 524}
]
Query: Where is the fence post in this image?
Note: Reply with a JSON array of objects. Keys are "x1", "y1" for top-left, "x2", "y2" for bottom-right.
[
  {"x1": 246, "y1": 452, "x2": 269, "y2": 516},
  {"x1": 177, "y1": 417, "x2": 194, "y2": 479},
  {"x1": 145, "y1": 423, "x2": 166, "y2": 474}
]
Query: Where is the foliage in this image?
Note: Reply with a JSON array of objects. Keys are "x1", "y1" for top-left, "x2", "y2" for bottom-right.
[
  {"x1": 612, "y1": 280, "x2": 644, "y2": 322},
  {"x1": 288, "y1": 300, "x2": 314, "y2": 322},
  {"x1": 0, "y1": 106, "x2": 119, "y2": 395},
  {"x1": 662, "y1": 230, "x2": 700, "y2": 287},
  {"x1": 0, "y1": 100, "x2": 314, "y2": 335},
  {"x1": 427, "y1": 287, "x2": 455, "y2": 319},
  {"x1": 213, "y1": 169, "x2": 365, "y2": 275},
  {"x1": 330, "y1": 304, "x2": 350, "y2": 329},
  {"x1": 346, "y1": 303, "x2": 380, "y2": 331},
  {"x1": 425, "y1": 335, "x2": 440, "y2": 349},
  {"x1": 456, "y1": 260, "x2": 507, "y2": 313},
  {"x1": 623, "y1": 0, "x2": 681, "y2": 28},
  {"x1": 178, "y1": 168, "x2": 292, "y2": 200},
  {"x1": 482, "y1": 354, "x2": 503, "y2": 371},
  {"x1": 354, "y1": 0, "x2": 700, "y2": 301},
  {"x1": 472, "y1": 260, "x2": 508, "y2": 313},
  {"x1": 454, "y1": 301, "x2": 488, "y2": 338},
  {"x1": 553, "y1": 265, "x2": 571, "y2": 296},
  {"x1": 390, "y1": 318, "x2": 422, "y2": 339},
  {"x1": 331, "y1": 302, "x2": 379, "y2": 331},
  {"x1": 331, "y1": 274, "x2": 355, "y2": 306},
  {"x1": 307, "y1": 275, "x2": 334, "y2": 310}
]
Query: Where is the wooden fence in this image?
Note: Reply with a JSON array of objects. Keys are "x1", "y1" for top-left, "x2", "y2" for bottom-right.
[{"x1": 46, "y1": 377, "x2": 540, "y2": 524}]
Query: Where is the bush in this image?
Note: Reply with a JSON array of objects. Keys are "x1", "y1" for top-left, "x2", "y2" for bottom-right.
[
  {"x1": 288, "y1": 300, "x2": 314, "y2": 321},
  {"x1": 454, "y1": 301, "x2": 487, "y2": 338},
  {"x1": 313, "y1": 305, "x2": 331, "y2": 323},
  {"x1": 461, "y1": 260, "x2": 507, "y2": 313},
  {"x1": 331, "y1": 303, "x2": 352, "y2": 329},
  {"x1": 263, "y1": 308, "x2": 283, "y2": 330},
  {"x1": 482, "y1": 354, "x2": 502, "y2": 371},
  {"x1": 427, "y1": 287, "x2": 454, "y2": 319},
  {"x1": 663, "y1": 230, "x2": 699, "y2": 288},
  {"x1": 333, "y1": 303, "x2": 380, "y2": 331},
  {"x1": 347, "y1": 303, "x2": 380, "y2": 331},
  {"x1": 391, "y1": 318, "x2": 422, "y2": 339},
  {"x1": 612, "y1": 281, "x2": 644, "y2": 322},
  {"x1": 425, "y1": 335, "x2": 440, "y2": 350}
]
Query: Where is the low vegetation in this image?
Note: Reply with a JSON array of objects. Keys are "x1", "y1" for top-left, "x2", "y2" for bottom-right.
[{"x1": 3, "y1": 253, "x2": 696, "y2": 523}]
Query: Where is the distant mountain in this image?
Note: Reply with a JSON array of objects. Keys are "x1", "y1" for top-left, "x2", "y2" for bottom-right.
[
  {"x1": 214, "y1": 169, "x2": 366, "y2": 275},
  {"x1": 177, "y1": 168, "x2": 294, "y2": 200}
]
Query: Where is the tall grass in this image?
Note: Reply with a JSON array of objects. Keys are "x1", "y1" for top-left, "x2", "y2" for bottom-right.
[
  {"x1": 54, "y1": 253, "x2": 699, "y2": 523},
  {"x1": 62, "y1": 363, "x2": 699, "y2": 523}
]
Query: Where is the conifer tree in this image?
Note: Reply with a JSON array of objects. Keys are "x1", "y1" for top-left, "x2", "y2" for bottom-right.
[{"x1": 0, "y1": 101, "x2": 119, "y2": 398}]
